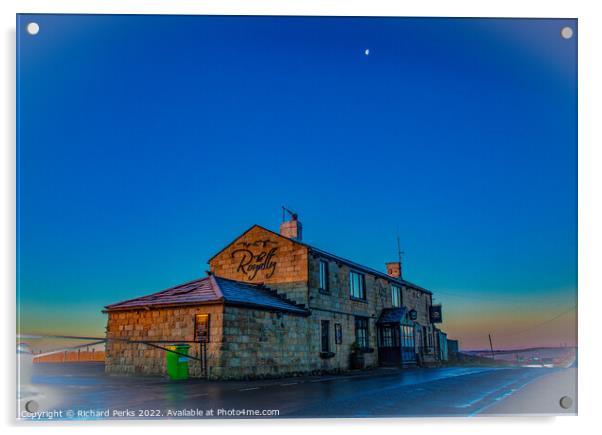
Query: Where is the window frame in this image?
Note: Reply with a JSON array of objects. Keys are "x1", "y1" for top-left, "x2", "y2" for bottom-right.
[
  {"x1": 391, "y1": 284, "x2": 402, "y2": 307},
  {"x1": 321, "y1": 320, "x2": 330, "y2": 352},
  {"x1": 349, "y1": 270, "x2": 366, "y2": 301},
  {"x1": 319, "y1": 260, "x2": 329, "y2": 293},
  {"x1": 354, "y1": 316, "x2": 369, "y2": 349}
]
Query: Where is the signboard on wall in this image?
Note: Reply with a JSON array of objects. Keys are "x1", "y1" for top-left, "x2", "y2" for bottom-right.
[
  {"x1": 429, "y1": 305, "x2": 443, "y2": 323},
  {"x1": 335, "y1": 323, "x2": 342, "y2": 344},
  {"x1": 195, "y1": 314, "x2": 210, "y2": 343}
]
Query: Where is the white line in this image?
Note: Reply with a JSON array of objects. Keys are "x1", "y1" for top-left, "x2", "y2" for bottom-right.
[
  {"x1": 281, "y1": 382, "x2": 298, "y2": 386},
  {"x1": 238, "y1": 387, "x2": 260, "y2": 391},
  {"x1": 469, "y1": 374, "x2": 547, "y2": 417},
  {"x1": 310, "y1": 377, "x2": 338, "y2": 382}
]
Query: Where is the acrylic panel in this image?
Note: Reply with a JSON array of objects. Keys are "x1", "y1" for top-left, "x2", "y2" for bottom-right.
[{"x1": 16, "y1": 14, "x2": 577, "y2": 420}]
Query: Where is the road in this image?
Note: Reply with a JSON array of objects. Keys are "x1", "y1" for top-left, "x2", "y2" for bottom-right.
[{"x1": 19, "y1": 363, "x2": 576, "y2": 419}]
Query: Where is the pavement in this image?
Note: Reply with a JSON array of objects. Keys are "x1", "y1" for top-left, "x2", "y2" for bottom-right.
[{"x1": 18, "y1": 363, "x2": 577, "y2": 420}]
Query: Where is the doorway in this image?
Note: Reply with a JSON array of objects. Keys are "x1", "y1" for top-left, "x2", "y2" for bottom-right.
[{"x1": 377, "y1": 324, "x2": 401, "y2": 366}]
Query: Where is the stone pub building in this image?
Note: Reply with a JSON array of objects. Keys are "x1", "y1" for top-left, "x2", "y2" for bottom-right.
[{"x1": 105, "y1": 216, "x2": 446, "y2": 379}]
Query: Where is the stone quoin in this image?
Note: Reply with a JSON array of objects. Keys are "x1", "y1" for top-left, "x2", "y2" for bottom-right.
[{"x1": 104, "y1": 217, "x2": 449, "y2": 379}]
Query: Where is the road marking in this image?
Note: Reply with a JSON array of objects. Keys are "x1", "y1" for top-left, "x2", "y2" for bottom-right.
[
  {"x1": 310, "y1": 377, "x2": 337, "y2": 383},
  {"x1": 456, "y1": 379, "x2": 518, "y2": 408},
  {"x1": 238, "y1": 387, "x2": 260, "y2": 391},
  {"x1": 281, "y1": 382, "x2": 298, "y2": 386},
  {"x1": 469, "y1": 374, "x2": 547, "y2": 417}
]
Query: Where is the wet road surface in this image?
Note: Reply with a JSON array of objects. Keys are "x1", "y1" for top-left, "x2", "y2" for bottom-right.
[{"x1": 21, "y1": 363, "x2": 575, "y2": 419}]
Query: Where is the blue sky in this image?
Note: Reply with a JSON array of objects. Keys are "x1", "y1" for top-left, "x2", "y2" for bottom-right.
[{"x1": 17, "y1": 15, "x2": 577, "y2": 349}]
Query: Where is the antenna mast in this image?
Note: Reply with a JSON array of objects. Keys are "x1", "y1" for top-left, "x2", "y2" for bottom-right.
[
  {"x1": 282, "y1": 206, "x2": 298, "y2": 222},
  {"x1": 396, "y1": 235, "x2": 404, "y2": 279}
]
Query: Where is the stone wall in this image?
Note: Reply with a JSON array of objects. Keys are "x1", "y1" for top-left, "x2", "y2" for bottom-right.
[
  {"x1": 209, "y1": 225, "x2": 309, "y2": 306},
  {"x1": 105, "y1": 225, "x2": 440, "y2": 379},
  {"x1": 105, "y1": 304, "x2": 224, "y2": 378},
  {"x1": 215, "y1": 306, "x2": 311, "y2": 379},
  {"x1": 105, "y1": 303, "x2": 314, "y2": 380},
  {"x1": 402, "y1": 287, "x2": 432, "y2": 327},
  {"x1": 307, "y1": 254, "x2": 435, "y2": 369}
]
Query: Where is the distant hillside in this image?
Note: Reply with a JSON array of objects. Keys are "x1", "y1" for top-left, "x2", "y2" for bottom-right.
[{"x1": 462, "y1": 346, "x2": 576, "y2": 368}]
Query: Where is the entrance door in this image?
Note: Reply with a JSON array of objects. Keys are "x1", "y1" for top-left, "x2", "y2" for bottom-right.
[{"x1": 377, "y1": 325, "x2": 401, "y2": 366}]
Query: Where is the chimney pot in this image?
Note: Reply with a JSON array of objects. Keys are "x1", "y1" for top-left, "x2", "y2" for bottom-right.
[
  {"x1": 386, "y1": 261, "x2": 402, "y2": 278},
  {"x1": 280, "y1": 216, "x2": 302, "y2": 241}
]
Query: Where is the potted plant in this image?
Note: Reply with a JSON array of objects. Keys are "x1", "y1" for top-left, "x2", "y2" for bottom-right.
[{"x1": 349, "y1": 341, "x2": 365, "y2": 370}]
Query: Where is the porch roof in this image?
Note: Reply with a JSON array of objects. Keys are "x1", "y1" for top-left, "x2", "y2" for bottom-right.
[{"x1": 376, "y1": 307, "x2": 409, "y2": 324}]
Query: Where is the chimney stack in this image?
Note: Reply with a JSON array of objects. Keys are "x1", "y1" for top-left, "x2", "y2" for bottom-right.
[
  {"x1": 386, "y1": 261, "x2": 401, "y2": 279},
  {"x1": 280, "y1": 212, "x2": 302, "y2": 241}
]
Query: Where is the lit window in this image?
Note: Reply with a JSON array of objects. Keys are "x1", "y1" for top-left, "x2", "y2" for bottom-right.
[{"x1": 194, "y1": 314, "x2": 210, "y2": 343}]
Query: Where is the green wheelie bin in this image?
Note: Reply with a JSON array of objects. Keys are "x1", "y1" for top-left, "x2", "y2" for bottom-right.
[{"x1": 166, "y1": 344, "x2": 190, "y2": 380}]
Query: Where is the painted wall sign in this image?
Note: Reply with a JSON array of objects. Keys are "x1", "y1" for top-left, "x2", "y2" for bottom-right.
[{"x1": 231, "y1": 239, "x2": 279, "y2": 280}]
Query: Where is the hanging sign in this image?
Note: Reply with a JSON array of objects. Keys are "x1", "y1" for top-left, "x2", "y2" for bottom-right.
[{"x1": 429, "y1": 305, "x2": 443, "y2": 323}]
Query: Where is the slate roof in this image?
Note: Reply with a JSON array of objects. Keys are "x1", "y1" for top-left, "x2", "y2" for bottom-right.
[
  {"x1": 307, "y1": 245, "x2": 433, "y2": 295},
  {"x1": 214, "y1": 276, "x2": 308, "y2": 315},
  {"x1": 104, "y1": 275, "x2": 309, "y2": 315},
  {"x1": 210, "y1": 224, "x2": 432, "y2": 295},
  {"x1": 376, "y1": 307, "x2": 409, "y2": 324}
]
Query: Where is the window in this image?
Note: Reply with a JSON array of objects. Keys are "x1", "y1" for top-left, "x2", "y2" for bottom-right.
[
  {"x1": 391, "y1": 285, "x2": 401, "y2": 307},
  {"x1": 401, "y1": 325, "x2": 415, "y2": 348},
  {"x1": 355, "y1": 316, "x2": 369, "y2": 348},
  {"x1": 321, "y1": 320, "x2": 330, "y2": 352},
  {"x1": 319, "y1": 260, "x2": 329, "y2": 292},
  {"x1": 194, "y1": 314, "x2": 210, "y2": 343},
  {"x1": 401, "y1": 325, "x2": 416, "y2": 362},
  {"x1": 349, "y1": 271, "x2": 366, "y2": 300},
  {"x1": 335, "y1": 323, "x2": 342, "y2": 345},
  {"x1": 379, "y1": 326, "x2": 394, "y2": 347}
]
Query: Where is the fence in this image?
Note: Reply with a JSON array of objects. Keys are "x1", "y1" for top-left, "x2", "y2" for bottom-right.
[{"x1": 33, "y1": 349, "x2": 105, "y2": 363}]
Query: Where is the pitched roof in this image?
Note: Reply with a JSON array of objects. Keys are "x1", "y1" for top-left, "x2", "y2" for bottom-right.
[
  {"x1": 207, "y1": 224, "x2": 432, "y2": 295},
  {"x1": 306, "y1": 245, "x2": 433, "y2": 295},
  {"x1": 213, "y1": 276, "x2": 308, "y2": 314},
  {"x1": 104, "y1": 275, "x2": 309, "y2": 315}
]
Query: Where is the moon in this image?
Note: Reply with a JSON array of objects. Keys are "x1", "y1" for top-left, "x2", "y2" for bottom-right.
[{"x1": 364, "y1": 49, "x2": 370, "y2": 56}]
